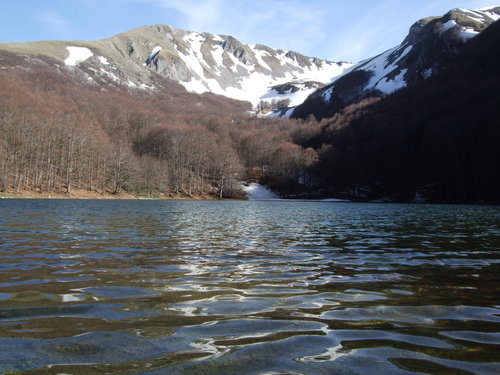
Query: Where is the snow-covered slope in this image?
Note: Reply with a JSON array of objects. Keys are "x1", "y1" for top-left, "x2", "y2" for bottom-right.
[
  {"x1": 156, "y1": 31, "x2": 351, "y2": 107},
  {"x1": 0, "y1": 25, "x2": 351, "y2": 110},
  {"x1": 292, "y1": 6, "x2": 500, "y2": 120}
]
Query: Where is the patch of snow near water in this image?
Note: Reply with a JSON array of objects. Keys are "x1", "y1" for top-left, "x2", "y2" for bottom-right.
[
  {"x1": 242, "y1": 183, "x2": 280, "y2": 200},
  {"x1": 64, "y1": 46, "x2": 93, "y2": 66}
]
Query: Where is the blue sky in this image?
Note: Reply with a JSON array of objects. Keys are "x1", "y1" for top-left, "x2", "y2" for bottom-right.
[{"x1": 0, "y1": 0, "x2": 497, "y2": 62}]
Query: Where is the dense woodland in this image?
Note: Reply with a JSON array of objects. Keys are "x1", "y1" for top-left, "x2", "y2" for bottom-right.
[
  {"x1": 295, "y1": 20, "x2": 500, "y2": 203},
  {"x1": 1, "y1": 19, "x2": 499, "y2": 203},
  {"x1": 0, "y1": 51, "x2": 317, "y2": 199}
]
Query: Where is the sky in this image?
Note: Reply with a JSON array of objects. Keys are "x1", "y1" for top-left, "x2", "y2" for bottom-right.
[{"x1": 0, "y1": 0, "x2": 497, "y2": 62}]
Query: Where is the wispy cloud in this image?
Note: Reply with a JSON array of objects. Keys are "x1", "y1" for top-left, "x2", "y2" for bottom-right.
[
  {"x1": 149, "y1": 0, "x2": 223, "y2": 32},
  {"x1": 143, "y1": 0, "x2": 326, "y2": 54},
  {"x1": 36, "y1": 9, "x2": 69, "y2": 29},
  {"x1": 112, "y1": 0, "x2": 499, "y2": 62},
  {"x1": 324, "y1": 0, "x2": 464, "y2": 62}
]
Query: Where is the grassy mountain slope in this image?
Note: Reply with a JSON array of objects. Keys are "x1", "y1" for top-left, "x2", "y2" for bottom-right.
[{"x1": 0, "y1": 25, "x2": 350, "y2": 109}]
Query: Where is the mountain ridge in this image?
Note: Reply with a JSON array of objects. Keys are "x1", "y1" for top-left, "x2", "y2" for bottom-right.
[
  {"x1": 291, "y1": 6, "x2": 500, "y2": 120},
  {"x1": 0, "y1": 24, "x2": 352, "y2": 109},
  {"x1": 2, "y1": 6, "x2": 498, "y2": 117}
]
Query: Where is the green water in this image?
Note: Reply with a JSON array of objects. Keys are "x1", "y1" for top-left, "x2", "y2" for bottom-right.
[{"x1": 0, "y1": 200, "x2": 499, "y2": 374}]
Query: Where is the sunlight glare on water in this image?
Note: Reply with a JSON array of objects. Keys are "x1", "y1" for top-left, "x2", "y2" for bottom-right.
[{"x1": 0, "y1": 200, "x2": 499, "y2": 375}]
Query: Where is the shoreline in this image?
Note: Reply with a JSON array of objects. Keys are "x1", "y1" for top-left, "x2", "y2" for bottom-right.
[{"x1": 0, "y1": 189, "x2": 221, "y2": 201}]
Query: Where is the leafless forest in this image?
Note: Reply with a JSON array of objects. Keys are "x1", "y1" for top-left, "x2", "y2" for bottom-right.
[{"x1": 0, "y1": 52, "x2": 318, "y2": 198}]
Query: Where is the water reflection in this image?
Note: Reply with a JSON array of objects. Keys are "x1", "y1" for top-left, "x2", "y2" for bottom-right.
[{"x1": 0, "y1": 200, "x2": 499, "y2": 374}]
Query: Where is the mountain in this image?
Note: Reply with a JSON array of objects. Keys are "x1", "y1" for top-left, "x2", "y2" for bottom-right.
[
  {"x1": 0, "y1": 25, "x2": 351, "y2": 109},
  {"x1": 291, "y1": 6, "x2": 500, "y2": 120},
  {"x1": 1, "y1": 7, "x2": 499, "y2": 202},
  {"x1": 299, "y1": 18, "x2": 500, "y2": 203}
]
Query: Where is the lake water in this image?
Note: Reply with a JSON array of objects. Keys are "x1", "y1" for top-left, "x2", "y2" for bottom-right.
[{"x1": 0, "y1": 199, "x2": 499, "y2": 375}]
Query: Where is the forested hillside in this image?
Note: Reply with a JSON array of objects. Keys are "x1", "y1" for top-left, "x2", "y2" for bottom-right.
[
  {"x1": 295, "y1": 19, "x2": 500, "y2": 203},
  {"x1": 0, "y1": 51, "x2": 316, "y2": 199}
]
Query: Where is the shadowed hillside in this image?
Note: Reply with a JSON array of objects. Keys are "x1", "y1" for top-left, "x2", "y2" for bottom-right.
[{"x1": 300, "y1": 20, "x2": 500, "y2": 203}]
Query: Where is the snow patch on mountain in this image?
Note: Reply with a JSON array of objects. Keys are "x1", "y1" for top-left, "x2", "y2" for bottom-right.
[
  {"x1": 253, "y1": 48, "x2": 273, "y2": 72},
  {"x1": 460, "y1": 7, "x2": 500, "y2": 21},
  {"x1": 100, "y1": 68, "x2": 119, "y2": 82},
  {"x1": 145, "y1": 46, "x2": 162, "y2": 65},
  {"x1": 98, "y1": 56, "x2": 110, "y2": 65},
  {"x1": 259, "y1": 81, "x2": 322, "y2": 107},
  {"x1": 485, "y1": 11, "x2": 500, "y2": 20},
  {"x1": 153, "y1": 30, "x2": 353, "y2": 107},
  {"x1": 441, "y1": 20, "x2": 458, "y2": 32},
  {"x1": 211, "y1": 43, "x2": 225, "y2": 68},
  {"x1": 440, "y1": 19, "x2": 480, "y2": 40},
  {"x1": 461, "y1": 28, "x2": 480, "y2": 39},
  {"x1": 375, "y1": 68, "x2": 408, "y2": 94},
  {"x1": 353, "y1": 44, "x2": 412, "y2": 95},
  {"x1": 322, "y1": 87, "x2": 334, "y2": 103},
  {"x1": 220, "y1": 58, "x2": 349, "y2": 108},
  {"x1": 65, "y1": 47, "x2": 93, "y2": 66}
]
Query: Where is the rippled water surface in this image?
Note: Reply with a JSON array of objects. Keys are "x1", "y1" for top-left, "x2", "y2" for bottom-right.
[{"x1": 0, "y1": 199, "x2": 499, "y2": 375}]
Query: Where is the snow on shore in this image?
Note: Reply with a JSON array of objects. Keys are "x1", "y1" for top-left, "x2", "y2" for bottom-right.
[{"x1": 242, "y1": 183, "x2": 280, "y2": 200}]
